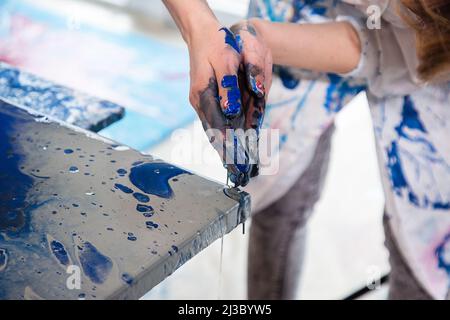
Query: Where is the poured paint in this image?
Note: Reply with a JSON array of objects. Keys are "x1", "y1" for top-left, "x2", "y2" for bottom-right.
[
  {"x1": 121, "y1": 273, "x2": 134, "y2": 285},
  {"x1": 0, "y1": 104, "x2": 34, "y2": 235},
  {"x1": 129, "y1": 162, "x2": 190, "y2": 199},
  {"x1": 0, "y1": 248, "x2": 7, "y2": 271},
  {"x1": 219, "y1": 27, "x2": 240, "y2": 54},
  {"x1": 136, "y1": 204, "x2": 154, "y2": 217},
  {"x1": 133, "y1": 192, "x2": 150, "y2": 203},
  {"x1": 50, "y1": 239, "x2": 70, "y2": 266},
  {"x1": 78, "y1": 241, "x2": 113, "y2": 284},
  {"x1": 114, "y1": 183, "x2": 134, "y2": 194},
  {"x1": 0, "y1": 99, "x2": 249, "y2": 299},
  {"x1": 117, "y1": 168, "x2": 127, "y2": 176}
]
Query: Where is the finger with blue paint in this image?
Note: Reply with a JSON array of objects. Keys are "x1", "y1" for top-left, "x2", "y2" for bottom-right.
[
  {"x1": 215, "y1": 27, "x2": 243, "y2": 119},
  {"x1": 195, "y1": 77, "x2": 250, "y2": 187},
  {"x1": 230, "y1": 20, "x2": 272, "y2": 100}
]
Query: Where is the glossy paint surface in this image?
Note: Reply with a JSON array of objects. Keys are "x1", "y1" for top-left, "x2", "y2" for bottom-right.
[{"x1": 0, "y1": 99, "x2": 250, "y2": 300}]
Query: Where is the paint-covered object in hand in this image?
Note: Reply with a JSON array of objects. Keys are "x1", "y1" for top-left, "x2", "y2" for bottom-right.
[
  {"x1": 0, "y1": 63, "x2": 124, "y2": 132},
  {"x1": 0, "y1": 99, "x2": 250, "y2": 299}
]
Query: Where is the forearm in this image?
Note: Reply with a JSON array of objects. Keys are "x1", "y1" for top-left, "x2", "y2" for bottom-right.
[
  {"x1": 162, "y1": 0, "x2": 219, "y2": 46},
  {"x1": 251, "y1": 19, "x2": 361, "y2": 74}
]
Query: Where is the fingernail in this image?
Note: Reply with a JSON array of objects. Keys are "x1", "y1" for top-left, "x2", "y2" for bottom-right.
[{"x1": 249, "y1": 75, "x2": 265, "y2": 97}]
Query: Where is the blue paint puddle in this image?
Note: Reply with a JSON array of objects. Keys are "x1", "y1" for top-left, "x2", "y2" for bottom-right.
[
  {"x1": 50, "y1": 239, "x2": 70, "y2": 266},
  {"x1": 114, "y1": 183, "x2": 133, "y2": 194},
  {"x1": 0, "y1": 101, "x2": 35, "y2": 235},
  {"x1": 78, "y1": 241, "x2": 113, "y2": 284},
  {"x1": 133, "y1": 192, "x2": 149, "y2": 203},
  {"x1": 129, "y1": 162, "x2": 190, "y2": 198},
  {"x1": 136, "y1": 204, "x2": 154, "y2": 217}
]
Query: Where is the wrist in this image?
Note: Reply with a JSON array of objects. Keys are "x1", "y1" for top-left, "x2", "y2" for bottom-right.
[
  {"x1": 163, "y1": 0, "x2": 220, "y2": 47},
  {"x1": 184, "y1": 14, "x2": 221, "y2": 47}
]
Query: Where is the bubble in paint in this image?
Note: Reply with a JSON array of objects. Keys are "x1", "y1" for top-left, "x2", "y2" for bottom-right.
[
  {"x1": 69, "y1": 166, "x2": 79, "y2": 173},
  {"x1": 127, "y1": 234, "x2": 137, "y2": 241},
  {"x1": 117, "y1": 168, "x2": 127, "y2": 176}
]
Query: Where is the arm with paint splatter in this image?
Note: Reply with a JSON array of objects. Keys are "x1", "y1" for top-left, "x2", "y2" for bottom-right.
[
  {"x1": 163, "y1": 1, "x2": 272, "y2": 186},
  {"x1": 248, "y1": 18, "x2": 361, "y2": 75}
]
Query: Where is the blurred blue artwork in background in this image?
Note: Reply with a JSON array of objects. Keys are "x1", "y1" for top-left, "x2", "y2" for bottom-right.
[{"x1": 0, "y1": 0, "x2": 194, "y2": 151}]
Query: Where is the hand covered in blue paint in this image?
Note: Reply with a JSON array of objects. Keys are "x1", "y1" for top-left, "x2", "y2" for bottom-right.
[
  {"x1": 186, "y1": 19, "x2": 271, "y2": 186},
  {"x1": 231, "y1": 19, "x2": 273, "y2": 178}
]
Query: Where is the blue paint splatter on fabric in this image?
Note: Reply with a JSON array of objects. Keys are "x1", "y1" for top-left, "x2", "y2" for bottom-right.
[
  {"x1": 276, "y1": 66, "x2": 300, "y2": 89},
  {"x1": 435, "y1": 234, "x2": 450, "y2": 278},
  {"x1": 291, "y1": 0, "x2": 328, "y2": 22},
  {"x1": 78, "y1": 241, "x2": 113, "y2": 284},
  {"x1": 387, "y1": 96, "x2": 449, "y2": 209},
  {"x1": 395, "y1": 96, "x2": 436, "y2": 153},
  {"x1": 323, "y1": 74, "x2": 365, "y2": 113},
  {"x1": 129, "y1": 162, "x2": 190, "y2": 198}
]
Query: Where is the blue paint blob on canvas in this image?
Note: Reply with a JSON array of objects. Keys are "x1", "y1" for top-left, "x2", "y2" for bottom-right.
[{"x1": 129, "y1": 162, "x2": 190, "y2": 198}]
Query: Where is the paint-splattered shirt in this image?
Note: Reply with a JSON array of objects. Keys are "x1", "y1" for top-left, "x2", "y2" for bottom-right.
[{"x1": 245, "y1": 0, "x2": 450, "y2": 299}]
